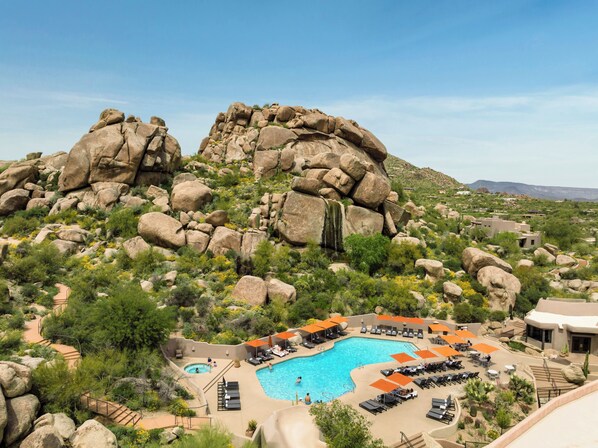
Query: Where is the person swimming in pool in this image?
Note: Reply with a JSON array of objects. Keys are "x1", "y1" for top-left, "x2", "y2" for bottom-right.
[
  {"x1": 296, "y1": 376, "x2": 302, "y2": 384},
  {"x1": 195, "y1": 367, "x2": 199, "y2": 373}
]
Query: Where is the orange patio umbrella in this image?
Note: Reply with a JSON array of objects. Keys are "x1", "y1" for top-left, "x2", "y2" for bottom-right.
[
  {"x1": 455, "y1": 329, "x2": 477, "y2": 339},
  {"x1": 433, "y1": 346, "x2": 463, "y2": 358},
  {"x1": 440, "y1": 334, "x2": 466, "y2": 345},
  {"x1": 414, "y1": 349, "x2": 438, "y2": 359},
  {"x1": 328, "y1": 316, "x2": 348, "y2": 324},
  {"x1": 268, "y1": 335, "x2": 273, "y2": 347},
  {"x1": 428, "y1": 323, "x2": 451, "y2": 333},
  {"x1": 370, "y1": 378, "x2": 399, "y2": 393},
  {"x1": 387, "y1": 372, "x2": 413, "y2": 387},
  {"x1": 245, "y1": 339, "x2": 268, "y2": 357},
  {"x1": 390, "y1": 352, "x2": 416, "y2": 364},
  {"x1": 471, "y1": 343, "x2": 500, "y2": 355}
]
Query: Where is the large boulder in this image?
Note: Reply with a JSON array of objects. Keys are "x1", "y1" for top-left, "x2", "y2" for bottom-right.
[
  {"x1": 561, "y1": 364, "x2": 585, "y2": 386},
  {"x1": 122, "y1": 236, "x2": 151, "y2": 259},
  {"x1": 231, "y1": 276, "x2": 268, "y2": 306},
  {"x1": 267, "y1": 279, "x2": 297, "y2": 303},
  {"x1": 534, "y1": 247, "x2": 556, "y2": 264},
  {"x1": 382, "y1": 201, "x2": 410, "y2": 235},
  {"x1": 415, "y1": 259, "x2": 444, "y2": 282},
  {"x1": 0, "y1": 189, "x2": 30, "y2": 216},
  {"x1": 138, "y1": 212, "x2": 186, "y2": 249},
  {"x1": 253, "y1": 150, "x2": 280, "y2": 178},
  {"x1": 339, "y1": 153, "x2": 366, "y2": 181},
  {"x1": 170, "y1": 181, "x2": 212, "y2": 212},
  {"x1": 0, "y1": 163, "x2": 38, "y2": 197},
  {"x1": 240, "y1": 230, "x2": 268, "y2": 259},
  {"x1": 462, "y1": 247, "x2": 513, "y2": 276},
  {"x1": 0, "y1": 393, "x2": 6, "y2": 445},
  {"x1": 351, "y1": 172, "x2": 390, "y2": 210},
  {"x1": 322, "y1": 168, "x2": 355, "y2": 195},
  {"x1": 206, "y1": 226, "x2": 242, "y2": 256},
  {"x1": 443, "y1": 282, "x2": 463, "y2": 302},
  {"x1": 33, "y1": 413, "x2": 76, "y2": 441},
  {"x1": 4, "y1": 394, "x2": 40, "y2": 446},
  {"x1": 59, "y1": 110, "x2": 181, "y2": 192},
  {"x1": 278, "y1": 192, "x2": 326, "y2": 246},
  {"x1": 70, "y1": 420, "x2": 117, "y2": 448},
  {"x1": 20, "y1": 426, "x2": 64, "y2": 448},
  {"x1": 0, "y1": 361, "x2": 32, "y2": 398},
  {"x1": 185, "y1": 230, "x2": 210, "y2": 253},
  {"x1": 556, "y1": 254, "x2": 576, "y2": 267},
  {"x1": 344, "y1": 205, "x2": 384, "y2": 237},
  {"x1": 256, "y1": 126, "x2": 296, "y2": 150},
  {"x1": 477, "y1": 266, "x2": 521, "y2": 312}
]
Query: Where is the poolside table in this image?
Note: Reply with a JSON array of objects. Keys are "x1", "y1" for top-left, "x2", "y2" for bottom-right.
[
  {"x1": 487, "y1": 369, "x2": 499, "y2": 379},
  {"x1": 505, "y1": 365, "x2": 516, "y2": 374}
]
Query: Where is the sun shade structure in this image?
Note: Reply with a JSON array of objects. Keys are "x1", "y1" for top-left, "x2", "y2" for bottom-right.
[
  {"x1": 390, "y1": 352, "x2": 416, "y2": 363},
  {"x1": 455, "y1": 329, "x2": 477, "y2": 339},
  {"x1": 377, "y1": 314, "x2": 394, "y2": 321},
  {"x1": 370, "y1": 379, "x2": 399, "y2": 393},
  {"x1": 414, "y1": 349, "x2": 438, "y2": 359},
  {"x1": 387, "y1": 372, "x2": 413, "y2": 387},
  {"x1": 471, "y1": 343, "x2": 500, "y2": 354},
  {"x1": 245, "y1": 339, "x2": 268, "y2": 357},
  {"x1": 275, "y1": 331, "x2": 296, "y2": 340},
  {"x1": 395, "y1": 316, "x2": 425, "y2": 325},
  {"x1": 433, "y1": 346, "x2": 463, "y2": 357},
  {"x1": 328, "y1": 316, "x2": 348, "y2": 324},
  {"x1": 299, "y1": 324, "x2": 324, "y2": 334},
  {"x1": 440, "y1": 334, "x2": 466, "y2": 345},
  {"x1": 316, "y1": 320, "x2": 338, "y2": 330},
  {"x1": 428, "y1": 323, "x2": 451, "y2": 333}
]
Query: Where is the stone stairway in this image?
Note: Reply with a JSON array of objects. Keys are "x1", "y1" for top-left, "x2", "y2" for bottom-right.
[
  {"x1": 529, "y1": 364, "x2": 577, "y2": 406},
  {"x1": 391, "y1": 432, "x2": 427, "y2": 448}
]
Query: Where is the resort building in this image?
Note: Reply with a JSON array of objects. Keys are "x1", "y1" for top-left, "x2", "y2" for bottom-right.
[
  {"x1": 471, "y1": 216, "x2": 541, "y2": 248},
  {"x1": 524, "y1": 298, "x2": 598, "y2": 355}
]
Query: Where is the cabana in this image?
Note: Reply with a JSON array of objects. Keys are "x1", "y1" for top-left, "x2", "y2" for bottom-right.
[
  {"x1": 245, "y1": 339, "x2": 268, "y2": 357},
  {"x1": 428, "y1": 323, "x2": 451, "y2": 334},
  {"x1": 274, "y1": 331, "x2": 297, "y2": 350},
  {"x1": 370, "y1": 378, "x2": 399, "y2": 393},
  {"x1": 299, "y1": 323, "x2": 325, "y2": 344}
]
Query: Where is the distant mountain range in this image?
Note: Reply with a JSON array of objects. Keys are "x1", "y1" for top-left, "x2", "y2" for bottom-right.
[{"x1": 468, "y1": 180, "x2": 598, "y2": 202}]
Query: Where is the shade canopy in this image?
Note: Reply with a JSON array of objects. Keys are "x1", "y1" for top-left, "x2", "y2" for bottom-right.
[
  {"x1": 440, "y1": 334, "x2": 466, "y2": 345},
  {"x1": 370, "y1": 379, "x2": 399, "y2": 393},
  {"x1": 300, "y1": 324, "x2": 324, "y2": 334},
  {"x1": 275, "y1": 331, "x2": 296, "y2": 340},
  {"x1": 377, "y1": 314, "x2": 393, "y2": 321},
  {"x1": 414, "y1": 349, "x2": 438, "y2": 359},
  {"x1": 317, "y1": 320, "x2": 338, "y2": 330},
  {"x1": 471, "y1": 343, "x2": 500, "y2": 354},
  {"x1": 455, "y1": 329, "x2": 477, "y2": 339},
  {"x1": 245, "y1": 339, "x2": 268, "y2": 348},
  {"x1": 433, "y1": 346, "x2": 463, "y2": 358},
  {"x1": 390, "y1": 352, "x2": 416, "y2": 364},
  {"x1": 396, "y1": 316, "x2": 425, "y2": 325},
  {"x1": 428, "y1": 323, "x2": 451, "y2": 333},
  {"x1": 328, "y1": 316, "x2": 348, "y2": 324},
  {"x1": 387, "y1": 372, "x2": 413, "y2": 386}
]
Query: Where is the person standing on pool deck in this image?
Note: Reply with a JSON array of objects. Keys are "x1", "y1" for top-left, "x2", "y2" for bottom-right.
[{"x1": 305, "y1": 393, "x2": 311, "y2": 404}]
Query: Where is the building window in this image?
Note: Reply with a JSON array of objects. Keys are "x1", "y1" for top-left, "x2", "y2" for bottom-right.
[
  {"x1": 544, "y1": 330, "x2": 552, "y2": 343},
  {"x1": 531, "y1": 240, "x2": 535, "y2": 245},
  {"x1": 527, "y1": 325, "x2": 543, "y2": 341}
]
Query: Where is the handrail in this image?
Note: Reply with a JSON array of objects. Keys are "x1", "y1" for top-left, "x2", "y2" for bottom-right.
[
  {"x1": 203, "y1": 361, "x2": 234, "y2": 393},
  {"x1": 399, "y1": 431, "x2": 415, "y2": 448}
]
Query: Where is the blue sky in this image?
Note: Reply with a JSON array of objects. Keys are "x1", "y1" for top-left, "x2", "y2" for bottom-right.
[{"x1": 1, "y1": 0, "x2": 597, "y2": 187}]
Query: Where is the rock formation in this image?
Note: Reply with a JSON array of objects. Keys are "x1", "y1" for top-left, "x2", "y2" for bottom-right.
[
  {"x1": 476, "y1": 266, "x2": 521, "y2": 312},
  {"x1": 58, "y1": 109, "x2": 181, "y2": 192},
  {"x1": 462, "y1": 247, "x2": 513, "y2": 276}
]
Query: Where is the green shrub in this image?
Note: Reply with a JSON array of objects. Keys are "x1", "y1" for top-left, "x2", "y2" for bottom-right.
[
  {"x1": 168, "y1": 398, "x2": 196, "y2": 417},
  {"x1": 344, "y1": 233, "x2": 390, "y2": 275},
  {"x1": 106, "y1": 207, "x2": 140, "y2": 239}
]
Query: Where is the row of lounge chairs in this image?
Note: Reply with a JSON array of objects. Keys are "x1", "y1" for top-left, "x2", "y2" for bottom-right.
[
  {"x1": 217, "y1": 380, "x2": 240, "y2": 411},
  {"x1": 361, "y1": 326, "x2": 425, "y2": 339},
  {"x1": 414, "y1": 371, "x2": 479, "y2": 389},
  {"x1": 426, "y1": 395, "x2": 456, "y2": 424},
  {"x1": 302, "y1": 330, "x2": 347, "y2": 349},
  {"x1": 359, "y1": 388, "x2": 418, "y2": 415},
  {"x1": 381, "y1": 360, "x2": 463, "y2": 377},
  {"x1": 247, "y1": 345, "x2": 298, "y2": 366}
]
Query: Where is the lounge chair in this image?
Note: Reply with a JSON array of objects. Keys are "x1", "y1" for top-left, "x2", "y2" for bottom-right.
[
  {"x1": 175, "y1": 349, "x2": 183, "y2": 359},
  {"x1": 224, "y1": 390, "x2": 240, "y2": 400},
  {"x1": 247, "y1": 357, "x2": 262, "y2": 366},
  {"x1": 359, "y1": 400, "x2": 383, "y2": 414},
  {"x1": 377, "y1": 394, "x2": 400, "y2": 406},
  {"x1": 286, "y1": 345, "x2": 298, "y2": 353},
  {"x1": 375, "y1": 327, "x2": 382, "y2": 335},
  {"x1": 366, "y1": 399, "x2": 388, "y2": 411},
  {"x1": 426, "y1": 409, "x2": 453, "y2": 423},
  {"x1": 222, "y1": 380, "x2": 239, "y2": 389},
  {"x1": 407, "y1": 329, "x2": 414, "y2": 338},
  {"x1": 380, "y1": 369, "x2": 394, "y2": 377},
  {"x1": 224, "y1": 400, "x2": 241, "y2": 410},
  {"x1": 271, "y1": 345, "x2": 289, "y2": 357},
  {"x1": 302, "y1": 341, "x2": 316, "y2": 349},
  {"x1": 361, "y1": 326, "x2": 368, "y2": 333},
  {"x1": 417, "y1": 329, "x2": 424, "y2": 339}
]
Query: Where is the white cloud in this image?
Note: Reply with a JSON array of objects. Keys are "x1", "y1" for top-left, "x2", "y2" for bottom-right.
[{"x1": 318, "y1": 86, "x2": 598, "y2": 188}]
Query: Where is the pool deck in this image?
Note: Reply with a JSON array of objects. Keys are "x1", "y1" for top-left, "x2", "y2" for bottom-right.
[{"x1": 173, "y1": 329, "x2": 546, "y2": 445}]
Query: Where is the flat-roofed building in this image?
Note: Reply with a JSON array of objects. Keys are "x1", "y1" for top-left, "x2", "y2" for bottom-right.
[
  {"x1": 471, "y1": 216, "x2": 541, "y2": 248},
  {"x1": 524, "y1": 298, "x2": 598, "y2": 355}
]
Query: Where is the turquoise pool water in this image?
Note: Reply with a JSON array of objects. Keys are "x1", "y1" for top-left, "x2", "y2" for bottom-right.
[
  {"x1": 256, "y1": 337, "x2": 418, "y2": 402},
  {"x1": 184, "y1": 363, "x2": 211, "y2": 374}
]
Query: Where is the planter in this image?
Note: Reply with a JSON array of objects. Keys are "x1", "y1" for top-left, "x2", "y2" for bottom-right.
[{"x1": 245, "y1": 430, "x2": 255, "y2": 438}]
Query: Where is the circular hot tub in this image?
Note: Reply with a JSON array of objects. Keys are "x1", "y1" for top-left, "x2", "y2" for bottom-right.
[{"x1": 184, "y1": 363, "x2": 211, "y2": 374}]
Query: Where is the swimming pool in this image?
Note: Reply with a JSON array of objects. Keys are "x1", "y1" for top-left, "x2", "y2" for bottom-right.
[
  {"x1": 256, "y1": 337, "x2": 418, "y2": 402},
  {"x1": 184, "y1": 363, "x2": 211, "y2": 374}
]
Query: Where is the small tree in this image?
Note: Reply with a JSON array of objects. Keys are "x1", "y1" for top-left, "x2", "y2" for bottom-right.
[
  {"x1": 495, "y1": 407, "x2": 512, "y2": 431},
  {"x1": 344, "y1": 234, "x2": 390, "y2": 275},
  {"x1": 464, "y1": 378, "x2": 494, "y2": 404},
  {"x1": 582, "y1": 351, "x2": 590, "y2": 378},
  {"x1": 310, "y1": 400, "x2": 385, "y2": 448}
]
